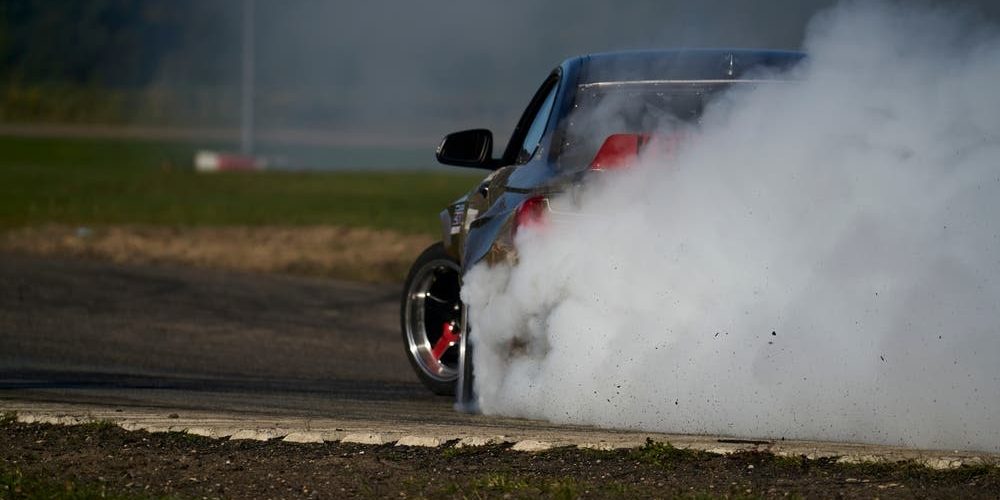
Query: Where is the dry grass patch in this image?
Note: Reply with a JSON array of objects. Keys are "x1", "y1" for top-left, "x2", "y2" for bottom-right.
[{"x1": 1, "y1": 225, "x2": 433, "y2": 283}]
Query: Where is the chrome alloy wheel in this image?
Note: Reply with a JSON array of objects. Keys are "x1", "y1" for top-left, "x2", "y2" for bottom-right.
[{"x1": 403, "y1": 257, "x2": 463, "y2": 384}]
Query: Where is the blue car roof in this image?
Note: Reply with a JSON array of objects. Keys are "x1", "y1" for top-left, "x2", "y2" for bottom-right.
[{"x1": 572, "y1": 49, "x2": 806, "y2": 84}]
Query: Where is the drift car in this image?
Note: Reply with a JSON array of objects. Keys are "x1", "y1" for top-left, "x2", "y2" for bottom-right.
[{"x1": 401, "y1": 49, "x2": 805, "y2": 402}]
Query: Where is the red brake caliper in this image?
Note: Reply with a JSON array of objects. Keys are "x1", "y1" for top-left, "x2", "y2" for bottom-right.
[{"x1": 431, "y1": 321, "x2": 460, "y2": 361}]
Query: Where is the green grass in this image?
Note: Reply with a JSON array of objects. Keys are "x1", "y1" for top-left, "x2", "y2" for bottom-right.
[
  {"x1": 464, "y1": 473, "x2": 589, "y2": 499},
  {"x1": 629, "y1": 439, "x2": 713, "y2": 468},
  {"x1": 0, "y1": 136, "x2": 480, "y2": 235},
  {"x1": 833, "y1": 459, "x2": 1000, "y2": 483},
  {"x1": 432, "y1": 472, "x2": 646, "y2": 499},
  {"x1": 0, "y1": 467, "x2": 159, "y2": 500},
  {"x1": 470, "y1": 472, "x2": 530, "y2": 492},
  {"x1": 77, "y1": 419, "x2": 117, "y2": 433}
]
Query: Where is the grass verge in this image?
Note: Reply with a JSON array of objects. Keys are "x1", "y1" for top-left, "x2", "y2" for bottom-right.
[
  {"x1": 0, "y1": 136, "x2": 478, "y2": 235},
  {"x1": 3, "y1": 417, "x2": 999, "y2": 499},
  {"x1": 0, "y1": 135, "x2": 479, "y2": 281}
]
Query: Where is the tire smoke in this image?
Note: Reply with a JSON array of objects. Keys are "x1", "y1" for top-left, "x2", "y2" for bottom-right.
[{"x1": 462, "y1": 1, "x2": 1000, "y2": 452}]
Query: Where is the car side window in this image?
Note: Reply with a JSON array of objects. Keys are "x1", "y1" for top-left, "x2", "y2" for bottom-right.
[{"x1": 516, "y1": 84, "x2": 558, "y2": 164}]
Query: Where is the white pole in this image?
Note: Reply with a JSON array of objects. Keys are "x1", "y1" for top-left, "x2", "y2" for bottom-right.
[{"x1": 240, "y1": 0, "x2": 255, "y2": 155}]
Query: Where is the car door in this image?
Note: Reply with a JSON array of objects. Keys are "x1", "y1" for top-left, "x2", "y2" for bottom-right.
[{"x1": 462, "y1": 73, "x2": 562, "y2": 270}]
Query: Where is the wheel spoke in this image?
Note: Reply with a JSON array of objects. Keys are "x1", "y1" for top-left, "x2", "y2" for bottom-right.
[
  {"x1": 424, "y1": 297, "x2": 457, "y2": 319},
  {"x1": 430, "y1": 322, "x2": 461, "y2": 361},
  {"x1": 424, "y1": 292, "x2": 449, "y2": 304}
]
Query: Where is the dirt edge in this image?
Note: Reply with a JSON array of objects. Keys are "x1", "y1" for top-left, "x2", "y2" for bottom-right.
[{"x1": 0, "y1": 225, "x2": 434, "y2": 283}]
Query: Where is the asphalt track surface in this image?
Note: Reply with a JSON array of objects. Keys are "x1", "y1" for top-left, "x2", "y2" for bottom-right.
[
  {"x1": 3, "y1": 254, "x2": 699, "y2": 452},
  {"x1": 0, "y1": 253, "x2": 484, "y2": 425},
  {"x1": 4, "y1": 253, "x2": 655, "y2": 447},
  {"x1": 4, "y1": 253, "x2": 1000, "y2": 467}
]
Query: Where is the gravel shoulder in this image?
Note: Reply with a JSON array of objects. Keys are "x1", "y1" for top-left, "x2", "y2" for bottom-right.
[{"x1": 3, "y1": 417, "x2": 999, "y2": 499}]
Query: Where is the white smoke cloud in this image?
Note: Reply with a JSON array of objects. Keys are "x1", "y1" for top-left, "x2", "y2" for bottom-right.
[{"x1": 462, "y1": 1, "x2": 1000, "y2": 452}]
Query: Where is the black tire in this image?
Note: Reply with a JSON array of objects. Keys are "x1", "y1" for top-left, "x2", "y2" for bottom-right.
[{"x1": 400, "y1": 242, "x2": 462, "y2": 395}]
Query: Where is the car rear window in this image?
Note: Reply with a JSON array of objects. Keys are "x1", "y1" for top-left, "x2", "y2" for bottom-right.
[{"x1": 557, "y1": 82, "x2": 738, "y2": 171}]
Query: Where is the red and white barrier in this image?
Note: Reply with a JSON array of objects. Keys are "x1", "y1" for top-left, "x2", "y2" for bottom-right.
[{"x1": 195, "y1": 151, "x2": 267, "y2": 172}]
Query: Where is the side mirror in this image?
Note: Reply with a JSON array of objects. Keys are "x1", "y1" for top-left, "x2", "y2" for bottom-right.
[{"x1": 436, "y1": 129, "x2": 496, "y2": 169}]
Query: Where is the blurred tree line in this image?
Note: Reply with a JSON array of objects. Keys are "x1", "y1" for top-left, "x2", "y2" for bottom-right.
[
  {"x1": 0, "y1": 0, "x2": 241, "y2": 126},
  {"x1": 6, "y1": 0, "x2": 920, "y2": 138},
  {"x1": 0, "y1": 0, "x2": 240, "y2": 87},
  {"x1": 0, "y1": 0, "x2": 504, "y2": 134},
  {"x1": 0, "y1": 0, "x2": 470, "y2": 133}
]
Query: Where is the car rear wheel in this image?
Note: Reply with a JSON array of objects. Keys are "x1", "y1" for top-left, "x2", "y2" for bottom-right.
[{"x1": 401, "y1": 243, "x2": 462, "y2": 395}]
